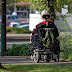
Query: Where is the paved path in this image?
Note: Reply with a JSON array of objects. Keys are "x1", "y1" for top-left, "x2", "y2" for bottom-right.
[
  {"x1": 0, "y1": 56, "x2": 72, "y2": 65},
  {"x1": 0, "y1": 56, "x2": 32, "y2": 65}
]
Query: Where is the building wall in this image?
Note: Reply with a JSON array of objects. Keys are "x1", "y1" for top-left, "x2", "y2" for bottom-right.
[{"x1": 29, "y1": 14, "x2": 42, "y2": 31}]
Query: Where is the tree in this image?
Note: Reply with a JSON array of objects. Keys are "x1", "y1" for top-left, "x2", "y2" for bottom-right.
[
  {"x1": 30, "y1": 0, "x2": 72, "y2": 22},
  {"x1": 30, "y1": 0, "x2": 72, "y2": 12},
  {"x1": 30, "y1": 0, "x2": 56, "y2": 22},
  {"x1": 6, "y1": 0, "x2": 30, "y2": 7}
]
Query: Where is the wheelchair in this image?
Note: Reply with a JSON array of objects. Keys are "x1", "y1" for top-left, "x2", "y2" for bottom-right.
[{"x1": 28, "y1": 24, "x2": 60, "y2": 63}]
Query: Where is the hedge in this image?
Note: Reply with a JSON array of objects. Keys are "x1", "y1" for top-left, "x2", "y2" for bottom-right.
[
  {"x1": 0, "y1": 27, "x2": 32, "y2": 34},
  {"x1": 59, "y1": 32, "x2": 72, "y2": 60},
  {"x1": 7, "y1": 44, "x2": 30, "y2": 56}
]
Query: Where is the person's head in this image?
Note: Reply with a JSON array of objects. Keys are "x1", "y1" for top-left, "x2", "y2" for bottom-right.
[{"x1": 41, "y1": 9, "x2": 51, "y2": 21}]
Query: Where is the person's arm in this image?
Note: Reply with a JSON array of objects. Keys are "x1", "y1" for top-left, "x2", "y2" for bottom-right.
[
  {"x1": 30, "y1": 22, "x2": 43, "y2": 43},
  {"x1": 30, "y1": 29, "x2": 37, "y2": 43}
]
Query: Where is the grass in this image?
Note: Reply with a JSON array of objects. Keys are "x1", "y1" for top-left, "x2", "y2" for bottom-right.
[{"x1": 0, "y1": 64, "x2": 72, "y2": 72}]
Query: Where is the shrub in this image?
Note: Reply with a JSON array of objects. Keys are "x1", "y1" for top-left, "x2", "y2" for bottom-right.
[
  {"x1": 59, "y1": 32, "x2": 72, "y2": 60},
  {"x1": 6, "y1": 27, "x2": 32, "y2": 34},
  {"x1": 69, "y1": 54, "x2": 72, "y2": 60},
  {"x1": 6, "y1": 27, "x2": 13, "y2": 32},
  {"x1": 7, "y1": 44, "x2": 30, "y2": 56}
]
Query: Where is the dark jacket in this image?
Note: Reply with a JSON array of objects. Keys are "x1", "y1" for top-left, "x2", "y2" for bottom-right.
[{"x1": 32, "y1": 21, "x2": 59, "y2": 38}]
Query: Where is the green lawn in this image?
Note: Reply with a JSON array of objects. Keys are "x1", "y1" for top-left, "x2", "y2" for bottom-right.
[{"x1": 0, "y1": 64, "x2": 72, "y2": 72}]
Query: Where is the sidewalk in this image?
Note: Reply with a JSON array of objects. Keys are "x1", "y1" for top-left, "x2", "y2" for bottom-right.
[
  {"x1": 0, "y1": 56, "x2": 72, "y2": 65},
  {"x1": 0, "y1": 56, "x2": 32, "y2": 65},
  {"x1": 0, "y1": 34, "x2": 30, "y2": 40}
]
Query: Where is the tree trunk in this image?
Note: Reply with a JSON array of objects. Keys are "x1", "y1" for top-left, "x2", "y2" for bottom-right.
[{"x1": 47, "y1": 0, "x2": 56, "y2": 23}]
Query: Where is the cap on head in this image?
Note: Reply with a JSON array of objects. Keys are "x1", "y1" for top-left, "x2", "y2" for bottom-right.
[
  {"x1": 41, "y1": 9, "x2": 50, "y2": 19},
  {"x1": 41, "y1": 9, "x2": 50, "y2": 16}
]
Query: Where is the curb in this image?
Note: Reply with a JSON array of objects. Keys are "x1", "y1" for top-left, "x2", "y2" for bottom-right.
[{"x1": 0, "y1": 34, "x2": 30, "y2": 40}]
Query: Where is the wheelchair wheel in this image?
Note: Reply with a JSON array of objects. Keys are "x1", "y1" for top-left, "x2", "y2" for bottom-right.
[
  {"x1": 54, "y1": 51, "x2": 59, "y2": 62},
  {"x1": 44, "y1": 54, "x2": 50, "y2": 63},
  {"x1": 33, "y1": 50, "x2": 39, "y2": 63}
]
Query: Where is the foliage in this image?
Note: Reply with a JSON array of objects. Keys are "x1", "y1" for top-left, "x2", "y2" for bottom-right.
[
  {"x1": 69, "y1": 54, "x2": 72, "y2": 60},
  {"x1": 0, "y1": 0, "x2": 30, "y2": 12},
  {"x1": 6, "y1": 27, "x2": 32, "y2": 34},
  {"x1": 2, "y1": 65, "x2": 72, "y2": 72},
  {"x1": 59, "y1": 32, "x2": 72, "y2": 60},
  {"x1": 7, "y1": 44, "x2": 30, "y2": 56},
  {"x1": 30, "y1": 0, "x2": 72, "y2": 13},
  {"x1": 7, "y1": 0, "x2": 30, "y2": 6},
  {"x1": 7, "y1": 0, "x2": 14, "y2": 6},
  {"x1": 17, "y1": 0, "x2": 30, "y2": 2},
  {"x1": 0, "y1": 0, "x2": 72, "y2": 13},
  {"x1": 30, "y1": 0, "x2": 54, "y2": 11}
]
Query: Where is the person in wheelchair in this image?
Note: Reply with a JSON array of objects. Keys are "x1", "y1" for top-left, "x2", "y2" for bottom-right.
[{"x1": 30, "y1": 9, "x2": 60, "y2": 54}]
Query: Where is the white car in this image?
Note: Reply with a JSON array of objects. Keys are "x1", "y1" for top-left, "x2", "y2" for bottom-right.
[
  {"x1": 7, "y1": 22, "x2": 29, "y2": 29},
  {"x1": 18, "y1": 22, "x2": 29, "y2": 29},
  {"x1": 9, "y1": 22, "x2": 20, "y2": 27}
]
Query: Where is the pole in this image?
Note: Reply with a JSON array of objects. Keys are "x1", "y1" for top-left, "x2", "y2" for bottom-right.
[
  {"x1": 14, "y1": 0, "x2": 16, "y2": 11},
  {"x1": 1, "y1": 0, "x2": 6, "y2": 56},
  {"x1": 30, "y1": 1, "x2": 32, "y2": 13}
]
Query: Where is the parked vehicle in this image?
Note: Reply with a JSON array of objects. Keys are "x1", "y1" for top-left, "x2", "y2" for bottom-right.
[
  {"x1": 0, "y1": 15, "x2": 20, "y2": 22},
  {"x1": 0, "y1": 20, "x2": 29, "y2": 29},
  {"x1": 6, "y1": 15, "x2": 19, "y2": 22},
  {"x1": 0, "y1": 21, "x2": 12, "y2": 27},
  {"x1": 0, "y1": 21, "x2": 20, "y2": 27},
  {"x1": 9, "y1": 22, "x2": 20, "y2": 27},
  {"x1": 18, "y1": 22, "x2": 29, "y2": 29}
]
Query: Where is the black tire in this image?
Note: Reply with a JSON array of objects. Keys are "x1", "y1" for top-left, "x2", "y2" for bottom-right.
[
  {"x1": 44, "y1": 54, "x2": 50, "y2": 63},
  {"x1": 54, "y1": 58, "x2": 56, "y2": 62},
  {"x1": 57, "y1": 54, "x2": 59, "y2": 62},
  {"x1": 54, "y1": 51, "x2": 59, "y2": 62},
  {"x1": 39, "y1": 54, "x2": 41, "y2": 60}
]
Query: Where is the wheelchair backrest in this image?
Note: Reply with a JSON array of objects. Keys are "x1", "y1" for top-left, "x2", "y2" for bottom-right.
[{"x1": 37, "y1": 22, "x2": 55, "y2": 48}]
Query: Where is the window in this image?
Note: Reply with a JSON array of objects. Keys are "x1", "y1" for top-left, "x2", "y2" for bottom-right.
[
  {"x1": 15, "y1": 16, "x2": 18, "y2": 19},
  {"x1": 11, "y1": 16, "x2": 15, "y2": 19},
  {"x1": 7, "y1": 16, "x2": 10, "y2": 20},
  {"x1": 19, "y1": 23, "x2": 29, "y2": 26},
  {"x1": 13, "y1": 24, "x2": 18, "y2": 27}
]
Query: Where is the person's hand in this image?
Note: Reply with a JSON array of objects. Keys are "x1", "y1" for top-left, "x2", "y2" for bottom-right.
[
  {"x1": 30, "y1": 40, "x2": 32, "y2": 43},
  {"x1": 30, "y1": 33, "x2": 32, "y2": 43}
]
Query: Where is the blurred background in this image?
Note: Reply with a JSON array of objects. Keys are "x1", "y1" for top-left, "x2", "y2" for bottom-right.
[{"x1": 0, "y1": 0, "x2": 72, "y2": 32}]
